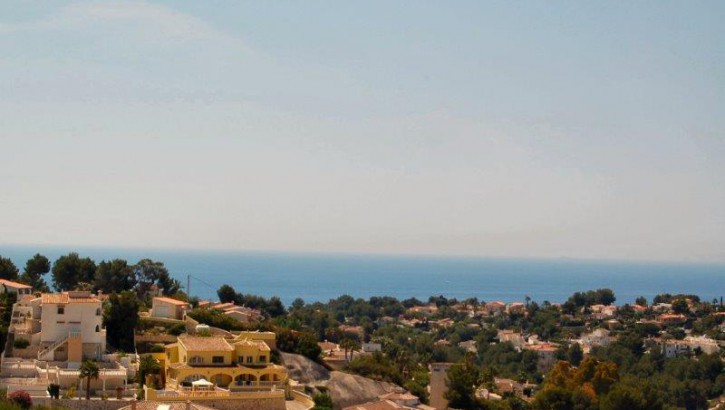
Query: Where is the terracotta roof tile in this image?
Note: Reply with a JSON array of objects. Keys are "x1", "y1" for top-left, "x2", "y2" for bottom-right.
[
  {"x1": 153, "y1": 297, "x2": 189, "y2": 307},
  {"x1": 0, "y1": 279, "x2": 31, "y2": 289},
  {"x1": 178, "y1": 335, "x2": 233, "y2": 352},
  {"x1": 343, "y1": 400, "x2": 413, "y2": 410},
  {"x1": 41, "y1": 293, "x2": 100, "y2": 304}
]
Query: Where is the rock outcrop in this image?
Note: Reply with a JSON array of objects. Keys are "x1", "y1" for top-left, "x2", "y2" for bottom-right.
[
  {"x1": 280, "y1": 352, "x2": 401, "y2": 410},
  {"x1": 280, "y1": 352, "x2": 330, "y2": 383}
]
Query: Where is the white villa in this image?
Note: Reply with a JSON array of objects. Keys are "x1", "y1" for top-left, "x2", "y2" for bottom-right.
[
  {"x1": 0, "y1": 279, "x2": 33, "y2": 296},
  {"x1": 2, "y1": 291, "x2": 135, "y2": 393}
]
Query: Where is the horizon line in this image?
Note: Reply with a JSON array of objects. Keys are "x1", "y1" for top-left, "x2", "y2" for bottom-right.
[{"x1": 2, "y1": 242, "x2": 725, "y2": 267}]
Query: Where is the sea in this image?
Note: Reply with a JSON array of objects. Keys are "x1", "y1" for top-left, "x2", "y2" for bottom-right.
[{"x1": 1, "y1": 245, "x2": 723, "y2": 307}]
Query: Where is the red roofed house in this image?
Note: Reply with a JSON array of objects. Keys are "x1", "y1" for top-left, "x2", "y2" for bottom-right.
[
  {"x1": 0, "y1": 279, "x2": 32, "y2": 296},
  {"x1": 151, "y1": 296, "x2": 189, "y2": 320}
]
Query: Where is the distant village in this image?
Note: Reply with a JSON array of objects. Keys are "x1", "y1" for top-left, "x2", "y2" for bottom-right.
[{"x1": 0, "y1": 253, "x2": 723, "y2": 410}]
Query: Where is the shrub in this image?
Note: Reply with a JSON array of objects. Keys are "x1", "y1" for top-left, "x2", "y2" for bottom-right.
[
  {"x1": 62, "y1": 385, "x2": 76, "y2": 399},
  {"x1": 312, "y1": 392, "x2": 333, "y2": 410},
  {"x1": 149, "y1": 344, "x2": 165, "y2": 353},
  {"x1": 8, "y1": 390, "x2": 32, "y2": 409},
  {"x1": 166, "y1": 323, "x2": 185, "y2": 336},
  {"x1": 47, "y1": 384, "x2": 60, "y2": 399},
  {"x1": 12, "y1": 339, "x2": 29, "y2": 349}
]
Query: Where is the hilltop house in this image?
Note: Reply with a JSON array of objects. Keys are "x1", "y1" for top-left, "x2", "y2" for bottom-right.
[
  {"x1": 151, "y1": 296, "x2": 189, "y2": 321},
  {"x1": 0, "y1": 279, "x2": 32, "y2": 296},
  {"x1": 163, "y1": 332, "x2": 287, "y2": 391},
  {"x1": 2, "y1": 291, "x2": 133, "y2": 391}
]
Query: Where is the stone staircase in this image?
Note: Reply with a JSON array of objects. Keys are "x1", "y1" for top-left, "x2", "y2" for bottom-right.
[{"x1": 37, "y1": 337, "x2": 68, "y2": 361}]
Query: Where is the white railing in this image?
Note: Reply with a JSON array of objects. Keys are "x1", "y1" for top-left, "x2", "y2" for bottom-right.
[
  {"x1": 38, "y1": 336, "x2": 68, "y2": 360},
  {"x1": 159, "y1": 388, "x2": 230, "y2": 398},
  {"x1": 229, "y1": 381, "x2": 285, "y2": 390},
  {"x1": 57, "y1": 368, "x2": 128, "y2": 378}
]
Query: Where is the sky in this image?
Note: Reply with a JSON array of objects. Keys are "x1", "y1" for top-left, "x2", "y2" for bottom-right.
[{"x1": 1, "y1": 1, "x2": 724, "y2": 262}]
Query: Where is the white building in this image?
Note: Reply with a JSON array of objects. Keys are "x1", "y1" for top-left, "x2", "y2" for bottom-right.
[
  {"x1": 498, "y1": 330, "x2": 526, "y2": 350},
  {"x1": 657, "y1": 336, "x2": 721, "y2": 358},
  {"x1": 577, "y1": 328, "x2": 613, "y2": 353},
  {"x1": 0, "y1": 279, "x2": 32, "y2": 296},
  {"x1": 150, "y1": 296, "x2": 189, "y2": 320},
  {"x1": 2, "y1": 291, "x2": 132, "y2": 392}
]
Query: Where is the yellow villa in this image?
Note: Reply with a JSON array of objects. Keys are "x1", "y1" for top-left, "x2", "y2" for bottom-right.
[{"x1": 163, "y1": 332, "x2": 287, "y2": 392}]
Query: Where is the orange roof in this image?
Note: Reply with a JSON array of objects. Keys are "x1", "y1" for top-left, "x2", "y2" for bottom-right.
[
  {"x1": 524, "y1": 343, "x2": 559, "y2": 352},
  {"x1": 0, "y1": 279, "x2": 32, "y2": 289},
  {"x1": 41, "y1": 293, "x2": 100, "y2": 304},
  {"x1": 178, "y1": 335, "x2": 233, "y2": 352},
  {"x1": 343, "y1": 400, "x2": 413, "y2": 410},
  {"x1": 318, "y1": 341, "x2": 339, "y2": 352},
  {"x1": 379, "y1": 392, "x2": 418, "y2": 402},
  {"x1": 659, "y1": 314, "x2": 687, "y2": 321},
  {"x1": 153, "y1": 296, "x2": 189, "y2": 307},
  {"x1": 234, "y1": 339, "x2": 270, "y2": 351}
]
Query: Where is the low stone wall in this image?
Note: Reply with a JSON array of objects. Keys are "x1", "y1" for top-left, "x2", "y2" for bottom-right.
[
  {"x1": 34, "y1": 397, "x2": 286, "y2": 410},
  {"x1": 145, "y1": 389, "x2": 285, "y2": 410},
  {"x1": 290, "y1": 391, "x2": 315, "y2": 410},
  {"x1": 195, "y1": 397, "x2": 285, "y2": 410},
  {"x1": 32, "y1": 398, "x2": 134, "y2": 410}
]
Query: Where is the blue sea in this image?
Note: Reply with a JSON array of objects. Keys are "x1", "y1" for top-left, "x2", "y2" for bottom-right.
[{"x1": 1, "y1": 245, "x2": 723, "y2": 306}]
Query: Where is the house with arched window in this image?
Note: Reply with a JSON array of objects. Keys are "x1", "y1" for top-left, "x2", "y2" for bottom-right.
[{"x1": 163, "y1": 332, "x2": 287, "y2": 393}]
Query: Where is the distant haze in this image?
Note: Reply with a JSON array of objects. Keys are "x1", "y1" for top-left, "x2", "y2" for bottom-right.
[{"x1": 1, "y1": 2, "x2": 724, "y2": 262}]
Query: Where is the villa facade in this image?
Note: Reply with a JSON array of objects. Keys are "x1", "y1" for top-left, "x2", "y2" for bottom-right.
[
  {"x1": 163, "y1": 332, "x2": 287, "y2": 392},
  {"x1": 2, "y1": 291, "x2": 133, "y2": 391}
]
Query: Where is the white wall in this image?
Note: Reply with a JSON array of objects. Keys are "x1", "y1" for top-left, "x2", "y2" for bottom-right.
[{"x1": 40, "y1": 302, "x2": 105, "y2": 347}]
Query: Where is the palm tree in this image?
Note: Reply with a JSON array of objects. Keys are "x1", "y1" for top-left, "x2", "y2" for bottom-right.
[
  {"x1": 339, "y1": 338, "x2": 354, "y2": 361},
  {"x1": 79, "y1": 360, "x2": 99, "y2": 400},
  {"x1": 138, "y1": 355, "x2": 161, "y2": 389}
]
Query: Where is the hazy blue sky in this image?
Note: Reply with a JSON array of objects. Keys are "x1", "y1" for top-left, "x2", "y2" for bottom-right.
[{"x1": 1, "y1": 1, "x2": 724, "y2": 261}]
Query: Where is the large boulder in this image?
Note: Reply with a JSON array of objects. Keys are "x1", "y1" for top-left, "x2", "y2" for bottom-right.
[
  {"x1": 280, "y1": 352, "x2": 330, "y2": 383},
  {"x1": 324, "y1": 371, "x2": 400, "y2": 410},
  {"x1": 280, "y1": 352, "x2": 402, "y2": 410}
]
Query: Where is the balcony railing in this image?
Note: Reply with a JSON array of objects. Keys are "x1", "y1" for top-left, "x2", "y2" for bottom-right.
[{"x1": 167, "y1": 379, "x2": 285, "y2": 392}]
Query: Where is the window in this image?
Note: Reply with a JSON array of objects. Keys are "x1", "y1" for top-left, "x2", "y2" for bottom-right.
[
  {"x1": 96, "y1": 308, "x2": 101, "y2": 316},
  {"x1": 259, "y1": 356, "x2": 266, "y2": 363},
  {"x1": 190, "y1": 356, "x2": 203, "y2": 364},
  {"x1": 212, "y1": 356, "x2": 224, "y2": 364},
  {"x1": 95, "y1": 325, "x2": 100, "y2": 332},
  {"x1": 246, "y1": 356, "x2": 252, "y2": 364},
  {"x1": 57, "y1": 306, "x2": 64, "y2": 314}
]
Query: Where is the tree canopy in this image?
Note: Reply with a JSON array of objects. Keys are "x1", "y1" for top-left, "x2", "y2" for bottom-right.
[
  {"x1": 51, "y1": 253, "x2": 96, "y2": 291},
  {"x1": 19, "y1": 253, "x2": 50, "y2": 291},
  {"x1": 0, "y1": 256, "x2": 19, "y2": 281},
  {"x1": 103, "y1": 291, "x2": 140, "y2": 352},
  {"x1": 94, "y1": 259, "x2": 136, "y2": 294}
]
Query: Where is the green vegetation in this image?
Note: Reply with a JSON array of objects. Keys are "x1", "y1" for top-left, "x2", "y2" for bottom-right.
[
  {"x1": 19, "y1": 254, "x2": 50, "y2": 292},
  {"x1": 94, "y1": 259, "x2": 136, "y2": 294},
  {"x1": 103, "y1": 291, "x2": 140, "y2": 352},
  {"x1": 0, "y1": 257, "x2": 19, "y2": 281},
  {"x1": 217, "y1": 284, "x2": 286, "y2": 317},
  {"x1": 79, "y1": 360, "x2": 99, "y2": 400},
  {"x1": 12, "y1": 339, "x2": 29, "y2": 349},
  {"x1": 312, "y1": 392, "x2": 333, "y2": 410},
  {"x1": 186, "y1": 308, "x2": 245, "y2": 331},
  {"x1": 138, "y1": 355, "x2": 161, "y2": 390}
]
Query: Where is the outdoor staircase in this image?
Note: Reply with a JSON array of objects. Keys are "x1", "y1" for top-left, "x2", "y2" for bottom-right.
[{"x1": 38, "y1": 336, "x2": 68, "y2": 361}]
